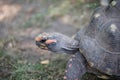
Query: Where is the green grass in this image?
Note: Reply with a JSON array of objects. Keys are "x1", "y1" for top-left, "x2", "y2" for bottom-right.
[
  {"x1": 0, "y1": 47, "x2": 98, "y2": 80},
  {"x1": 0, "y1": 50, "x2": 67, "y2": 80},
  {"x1": 0, "y1": 48, "x2": 117, "y2": 80}
]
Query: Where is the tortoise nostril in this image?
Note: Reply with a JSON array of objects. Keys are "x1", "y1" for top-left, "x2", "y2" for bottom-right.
[{"x1": 35, "y1": 37, "x2": 42, "y2": 42}]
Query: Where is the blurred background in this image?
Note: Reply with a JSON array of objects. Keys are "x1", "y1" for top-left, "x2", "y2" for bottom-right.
[{"x1": 0, "y1": 0, "x2": 102, "y2": 80}]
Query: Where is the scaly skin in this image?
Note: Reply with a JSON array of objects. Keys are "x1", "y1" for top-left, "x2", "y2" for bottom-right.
[{"x1": 35, "y1": 32, "x2": 79, "y2": 54}]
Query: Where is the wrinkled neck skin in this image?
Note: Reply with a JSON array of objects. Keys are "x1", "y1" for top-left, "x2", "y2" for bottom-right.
[{"x1": 61, "y1": 39, "x2": 79, "y2": 54}]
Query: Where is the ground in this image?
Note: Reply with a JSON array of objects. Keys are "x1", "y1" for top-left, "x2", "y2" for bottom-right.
[{"x1": 0, "y1": 0, "x2": 104, "y2": 80}]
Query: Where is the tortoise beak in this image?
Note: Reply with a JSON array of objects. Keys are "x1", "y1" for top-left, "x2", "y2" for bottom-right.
[
  {"x1": 35, "y1": 36, "x2": 46, "y2": 48},
  {"x1": 35, "y1": 41, "x2": 46, "y2": 47},
  {"x1": 35, "y1": 41, "x2": 48, "y2": 50}
]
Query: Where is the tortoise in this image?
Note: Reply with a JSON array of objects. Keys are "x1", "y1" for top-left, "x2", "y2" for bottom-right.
[{"x1": 35, "y1": 0, "x2": 120, "y2": 80}]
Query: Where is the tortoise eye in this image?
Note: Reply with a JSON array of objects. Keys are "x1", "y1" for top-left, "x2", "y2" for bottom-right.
[{"x1": 40, "y1": 39, "x2": 46, "y2": 43}]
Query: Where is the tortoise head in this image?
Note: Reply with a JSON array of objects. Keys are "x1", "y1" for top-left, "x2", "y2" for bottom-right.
[{"x1": 35, "y1": 32, "x2": 79, "y2": 54}]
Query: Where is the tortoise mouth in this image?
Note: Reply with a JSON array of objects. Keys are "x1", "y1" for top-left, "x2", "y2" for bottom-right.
[{"x1": 35, "y1": 41, "x2": 48, "y2": 50}]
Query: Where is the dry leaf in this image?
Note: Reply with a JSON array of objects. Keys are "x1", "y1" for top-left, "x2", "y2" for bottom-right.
[{"x1": 40, "y1": 60, "x2": 49, "y2": 64}]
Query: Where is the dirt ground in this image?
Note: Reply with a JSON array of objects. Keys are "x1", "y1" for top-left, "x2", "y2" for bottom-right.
[
  {"x1": 0, "y1": 0, "x2": 93, "y2": 62},
  {"x1": 0, "y1": 0, "x2": 98, "y2": 80}
]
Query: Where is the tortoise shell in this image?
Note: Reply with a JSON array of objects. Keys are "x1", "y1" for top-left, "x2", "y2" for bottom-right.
[{"x1": 78, "y1": 1, "x2": 120, "y2": 76}]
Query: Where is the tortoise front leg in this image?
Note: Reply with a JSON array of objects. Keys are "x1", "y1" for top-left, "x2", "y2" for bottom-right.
[{"x1": 64, "y1": 51, "x2": 87, "y2": 80}]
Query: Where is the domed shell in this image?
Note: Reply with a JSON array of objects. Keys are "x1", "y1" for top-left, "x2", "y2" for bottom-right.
[{"x1": 79, "y1": 6, "x2": 120, "y2": 76}]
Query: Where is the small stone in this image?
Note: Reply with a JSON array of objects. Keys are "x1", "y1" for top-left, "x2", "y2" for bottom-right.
[
  {"x1": 8, "y1": 42, "x2": 13, "y2": 48},
  {"x1": 40, "y1": 60, "x2": 49, "y2": 64}
]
